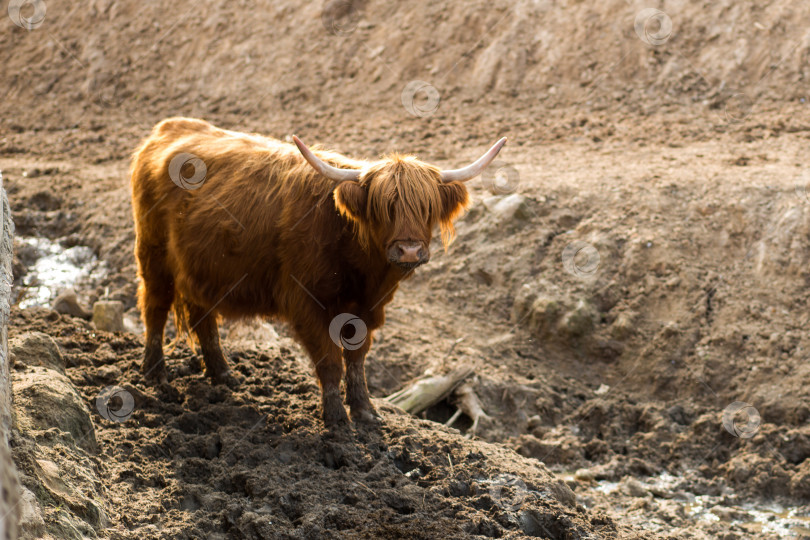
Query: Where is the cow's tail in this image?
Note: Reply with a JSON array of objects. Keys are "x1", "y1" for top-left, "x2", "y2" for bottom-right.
[{"x1": 168, "y1": 295, "x2": 197, "y2": 352}]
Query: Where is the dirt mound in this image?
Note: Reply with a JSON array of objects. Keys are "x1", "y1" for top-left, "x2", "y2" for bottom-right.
[{"x1": 9, "y1": 309, "x2": 622, "y2": 539}]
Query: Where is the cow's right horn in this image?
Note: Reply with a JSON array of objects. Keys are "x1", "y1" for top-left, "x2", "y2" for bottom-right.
[
  {"x1": 293, "y1": 136, "x2": 362, "y2": 183},
  {"x1": 440, "y1": 137, "x2": 507, "y2": 183}
]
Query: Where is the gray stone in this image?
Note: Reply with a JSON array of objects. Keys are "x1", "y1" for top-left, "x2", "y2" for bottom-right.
[
  {"x1": 622, "y1": 477, "x2": 649, "y2": 498},
  {"x1": 0, "y1": 172, "x2": 21, "y2": 540},
  {"x1": 9, "y1": 332, "x2": 66, "y2": 374},
  {"x1": 12, "y1": 366, "x2": 97, "y2": 453},
  {"x1": 574, "y1": 468, "x2": 596, "y2": 483},
  {"x1": 51, "y1": 289, "x2": 92, "y2": 319},
  {"x1": 0, "y1": 439, "x2": 20, "y2": 540},
  {"x1": 484, "y1": 193, "x2": 531, "y2": 222},
  {"x1": 15, "y1": 488, "x2": 44, "y2": 539},
  {"x1": 92, "y1": 300, "x2": 125, "y2": 333}
]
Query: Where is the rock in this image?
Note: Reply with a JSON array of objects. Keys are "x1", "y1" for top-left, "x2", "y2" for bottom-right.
[
  {"x1": 610, "y1": 311, "x2": 636, "y2": 340},
  {"x1": 710, "y1": 505, "x2": 747, "y2": 522},
  {"x1": 621, "y1": 477, "x2": 649, "y2": 498},
  {"x1": 12, "y1": 366, "x2": 97, "y2": 452},
  {"x1": 9, "y1": 331, "x2": 66, "y2": 373},
  {"x1": 526, "y1": 415, "x2": 543, "y2": 432},
  {"x1": 558, "y1": 299, "x2": 597, "y2": 340},
  {"x1": 16, "y1": 487, "x2": 45, "y2": 538},
  {"x1": 0, "y1": 172, "x2": 21, "y2": 540},
  {"x1": 31, "y1": 457, "x2": 108, "y2": 528},
  {"x1": 37, "y1": 458, "x2": 76, "y2": 499},
  {"x1": 0, "y1": 432, "x2": 20, "y2": 540},
  {"x1": 483, "y1": 194, "x2": 531, "y2": 222},
  {"x1": 527, "y1": 295, "x2": 562, "y2": 335},
  {"x1": 51, "y1": 289, "x2": 92, "y2": 319},
  {"x1": 92, "y1": 300, "x2": 125, "y2": 332},
  {"x1": 574, "y1": 468, "x2": 596, "y2": 483}
]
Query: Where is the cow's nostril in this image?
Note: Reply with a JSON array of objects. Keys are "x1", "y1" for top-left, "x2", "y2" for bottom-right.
[{"x1": 396, "y1": 244, "x2": 422, "y2": 263}]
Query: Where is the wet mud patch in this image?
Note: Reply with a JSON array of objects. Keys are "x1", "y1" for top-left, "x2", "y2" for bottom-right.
[{"x1": 13, "y1": 236, "x2": 106, "y2": 309}]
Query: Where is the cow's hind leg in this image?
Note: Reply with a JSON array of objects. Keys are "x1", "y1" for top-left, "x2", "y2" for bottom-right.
[
  {"x1": 186, "y1": 304, "x2": 231, "y2": 384},
  {"x1": 137, "y1": 244, "x2": 174, "y2": 383}
]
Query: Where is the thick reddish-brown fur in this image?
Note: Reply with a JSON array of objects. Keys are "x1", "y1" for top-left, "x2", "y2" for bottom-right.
[{"x1": 130, "y1": 117, "x2": 469, "y2": 425}]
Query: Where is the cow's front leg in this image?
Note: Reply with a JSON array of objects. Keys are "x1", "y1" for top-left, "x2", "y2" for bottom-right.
[
  {"x1": 297, "y1": 322, "x2": 349, "y2": 427},
  {"x1": 343, "y1": 337, "x2": 378, "y2": 423},
  {"x1": 316, "y1": 352, "x2": 348, "y2": 427}
]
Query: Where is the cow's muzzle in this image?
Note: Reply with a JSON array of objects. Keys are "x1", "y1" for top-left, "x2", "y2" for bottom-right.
[{"x1": 388, "y1": 241, "x2": 429, "y2": 270}]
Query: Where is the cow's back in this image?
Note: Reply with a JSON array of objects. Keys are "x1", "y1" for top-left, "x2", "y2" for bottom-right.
[{"x1": 130, "y1": 118, "x2": 357, "y2": 321}]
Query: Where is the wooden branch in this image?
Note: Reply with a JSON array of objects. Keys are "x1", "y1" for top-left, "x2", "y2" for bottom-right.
[
  {"x1": 384, "y1": 366, "x2": 474, "y2": 415},
  {"x1": 454, "y1": 382, "x2": 490, "y2": 436}
]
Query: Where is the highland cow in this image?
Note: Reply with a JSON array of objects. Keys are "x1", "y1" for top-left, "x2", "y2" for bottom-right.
[{"x1": 130, "y1": 117, "x2": 505, "y2": 425}]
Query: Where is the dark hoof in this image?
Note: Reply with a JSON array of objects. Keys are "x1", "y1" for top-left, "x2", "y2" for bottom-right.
[
  {"x1": 323, "y1": 407, "x2": 350, "y2": 428},
  {"x1": 206, "y1": 368, "x2": 236, "y2": 387},
  {"x1": 351, "y1": 407, "x2": 380, "y2": 425},
  {"x1": 142, "y1": 358, "x2": 168, "y2": 385}
]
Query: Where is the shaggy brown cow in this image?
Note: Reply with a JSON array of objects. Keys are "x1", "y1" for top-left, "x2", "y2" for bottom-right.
[{"x1": 130, "y1": 117, "x2": 505, "y2": 425}]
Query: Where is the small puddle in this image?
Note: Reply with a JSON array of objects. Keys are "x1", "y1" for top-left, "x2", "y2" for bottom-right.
[
  {"x1": 567, "y1": 471, "x2": 810, "y2": 537},
  {"x1": 686, "y1": 495, "x2": 810, "y2": 537},
  {"x1": 15, "y1": 236, "x2": 107, "y2": 308}
]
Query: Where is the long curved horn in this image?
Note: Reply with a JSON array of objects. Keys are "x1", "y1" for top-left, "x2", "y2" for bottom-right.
[
  {"x1": 440, "y1": 137, "x2": 507, "y2": 183},
  {"x1": 292, "y1": 136, "x2": 362, "y2": 183}
]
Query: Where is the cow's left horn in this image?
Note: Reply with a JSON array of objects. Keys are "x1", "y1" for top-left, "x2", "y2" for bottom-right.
[
  {"x1": 293, "y1": 136, "x2": 362, "y2": 183},
  {"x1": 440, "y1": 137, "x2": 507, "y2": 183}
]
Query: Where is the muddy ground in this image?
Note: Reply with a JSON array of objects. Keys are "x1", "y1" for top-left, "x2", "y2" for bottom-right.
[{"x1": 4, "y1": 0, "x2": 810, "y2": 538}]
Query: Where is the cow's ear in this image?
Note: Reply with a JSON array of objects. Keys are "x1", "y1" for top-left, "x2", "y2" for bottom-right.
[
  {"x1": 438, "y1": 181, "x2": 470, "y2": 248},
  {"x1": 334, "y1": 182, "x2": 367, "y2": 222}
]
